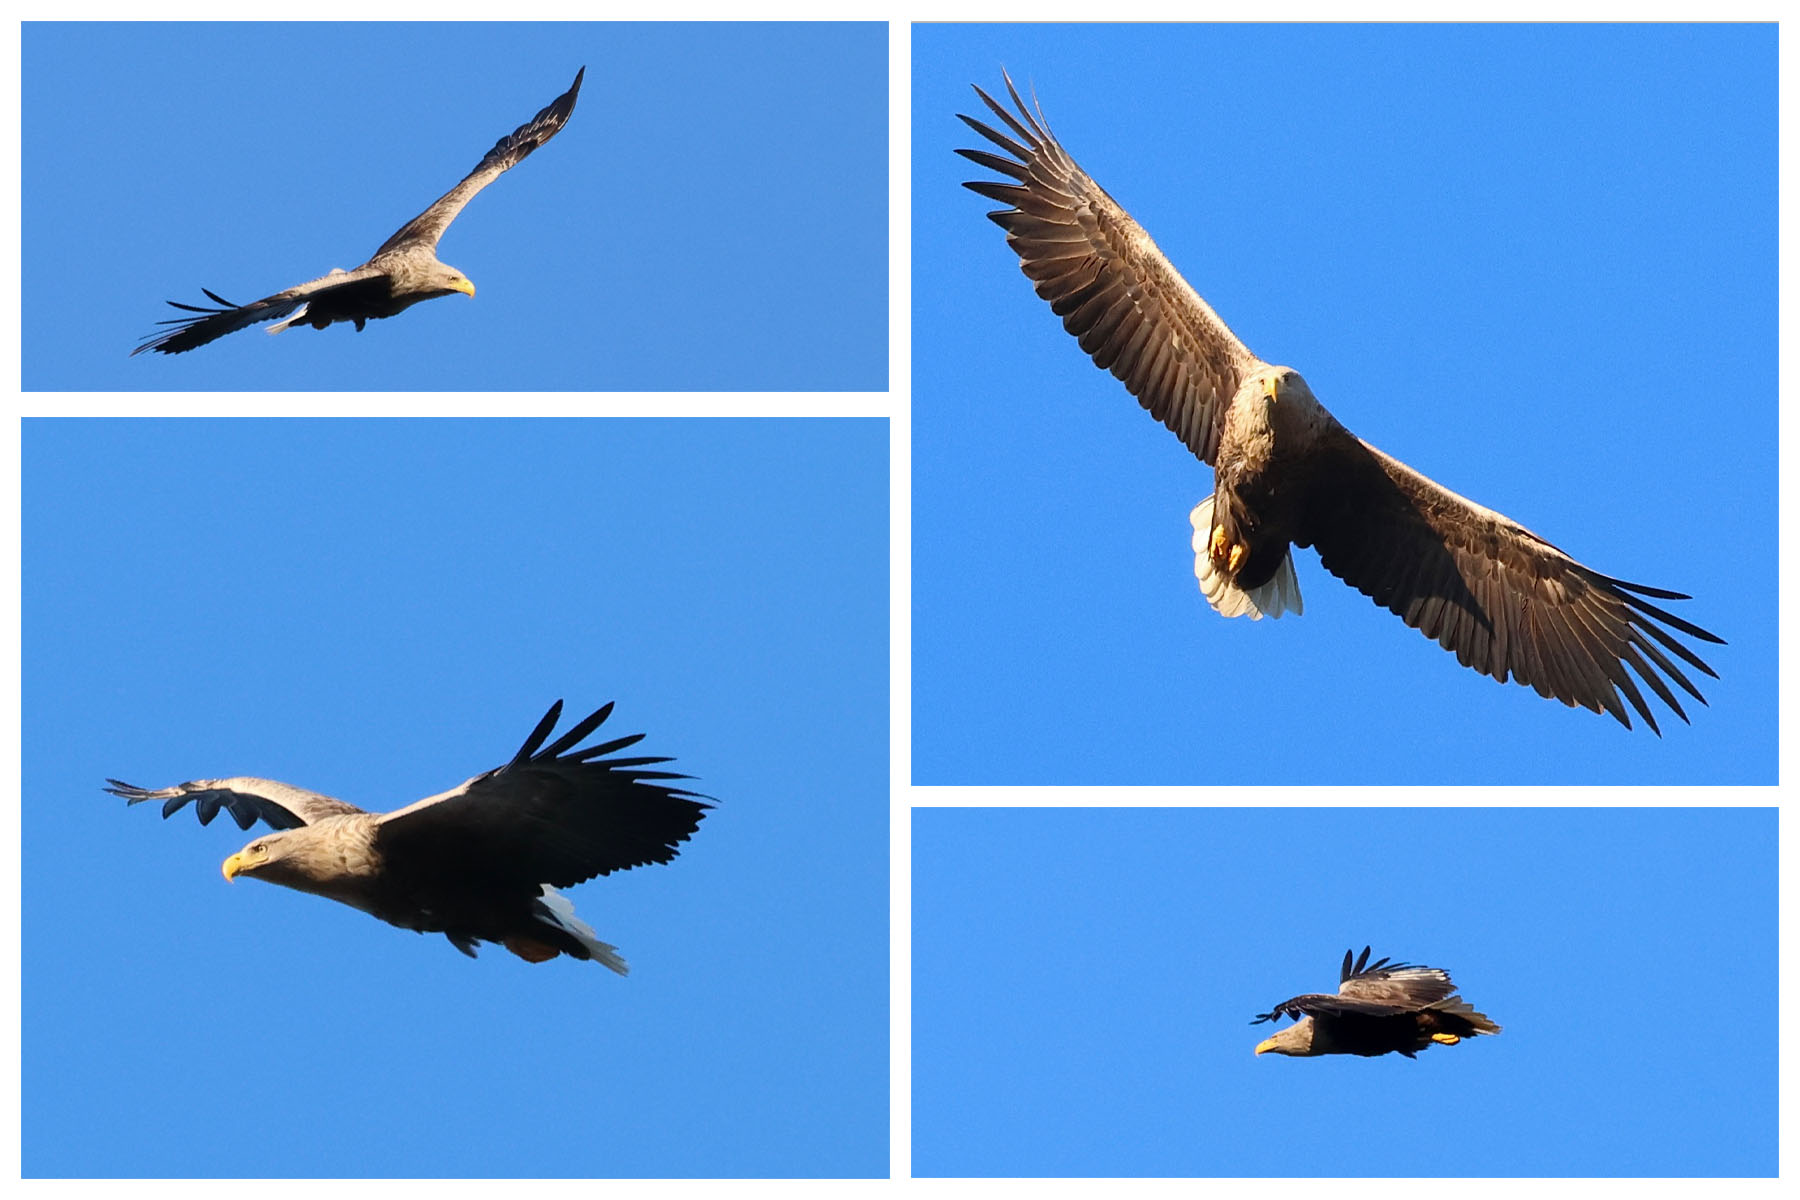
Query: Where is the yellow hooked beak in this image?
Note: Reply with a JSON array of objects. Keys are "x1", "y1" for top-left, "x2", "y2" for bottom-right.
[
  {"x1": 450, "y1": 277, "x2": 476, "y2": 298},
  {"x1": 221, "y1": 852, "x2": 244, "y2": 882},
  {"x1": 1262, "y1": 375, "x2": 1280, "y2": 401},
  {"x1": 1254, "y1": 1037, "x2": 1277, "y2": 1056}
]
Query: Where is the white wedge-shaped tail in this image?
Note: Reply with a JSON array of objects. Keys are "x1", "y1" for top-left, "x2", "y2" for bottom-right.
[{"x1": 1190, "y1": 496, "x2": 1303, "y2": 620}]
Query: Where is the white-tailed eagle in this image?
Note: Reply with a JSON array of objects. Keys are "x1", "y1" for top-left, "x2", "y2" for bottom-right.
[
  {"x1": 1252, "y1": 947, "x2": 1500, "y2": 1058},
  {"x1": 958, "y1": 74, "x2": 1723, "y2": 733},
  {"x1": 133, "y1": 67, "x2": 583, "y2": 355},
  {"x1": 105, "y1": 699, "x2": 709, "y2": 973}
]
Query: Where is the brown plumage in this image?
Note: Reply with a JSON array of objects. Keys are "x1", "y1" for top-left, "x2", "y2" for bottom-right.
[
  {"x1": 1252, "y1": 947, "x2": 1501, "y2": 1058},
  {"x1": 104, "y1": 699, "x2": 710, "y2": 973},
  {"x1": 958, "y1": 73, "x2": 1723, "y2": 732},
  {"x1": 133, "y1": 67, "x2": 583, "y2": 355}
]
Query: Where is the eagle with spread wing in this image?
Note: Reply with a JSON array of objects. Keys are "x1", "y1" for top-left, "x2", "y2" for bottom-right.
[
  {"x1": 1252, "y1": 947, "x2": 1500, "y2": 1058},
  {"x1": 104, "y1": 699, "x2": 710, "y2": 972},
  {"x1": 133, "y1": 67, "x2": 583, "y2": 355},
  {"x1": 958, "y1": 73, "x2": 1723, "y2": 732}
]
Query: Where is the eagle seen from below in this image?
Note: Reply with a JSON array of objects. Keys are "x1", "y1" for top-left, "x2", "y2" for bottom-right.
[{"x1": 957, "y1": 73, "x2": 1723, "y2": 732}]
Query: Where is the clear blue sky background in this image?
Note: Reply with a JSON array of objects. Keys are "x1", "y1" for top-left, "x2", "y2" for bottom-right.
[
  {"x1": 914, "y1": 24, "x2": 1775, "y2": 783},
  {"x1": 23, "y1": 419, "x2": 888, "y2": 1177},
  {"x1": 24, "y1": 22, "x2": 886, "y2": 390},
  {"x1": 914, "y1": 806, "x2": 1775, "y2": 1177}
]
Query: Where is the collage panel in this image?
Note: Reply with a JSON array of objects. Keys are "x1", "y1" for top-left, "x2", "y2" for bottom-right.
[
  {"x1": 24, "y1": 21, "x2": 887, "y2": 391},
  {"x1": 913, "y1": 24, "x2": 1774, "y2": 783},
  {"x1": 23, "y1": 418, "x2": 889, "y2": 1177},
  {"x1": 913, "y1": 806, "x2": 1776, "y2": 1177}
]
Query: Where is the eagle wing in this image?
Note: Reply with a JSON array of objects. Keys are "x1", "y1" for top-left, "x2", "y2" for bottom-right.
[
  {"x1": 105, "y1": 776, "x2": 366, "y2": 830},
  {"x1": 1333, "y1": 946, "x2": 1459, "y2": 1008},
  {"x1": 374, "y1": 699, "x2": 711, "y2": 890},
  {"x1": 1250, "y1": 990, "x2": 1413, "y2": 1025},
  {"x1": 1299, "y1": 434, "x2": 1724, "y2": 733},
  {"x1": 130, "y1": 268, "x2": 391, "y2": 356},
  {"x1": 1251, "y1": 947, "x2": 1459, "y2": 1023},
  {"x1": 371, "y1": 66, "x2": 584, "y2": 259},
  {"x1": 957, "y1": 72, "x2": 1263, "y2": 466}
]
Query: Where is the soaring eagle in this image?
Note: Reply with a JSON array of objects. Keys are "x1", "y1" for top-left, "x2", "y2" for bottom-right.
[
  {"x1": 958, "y1": 74, "x2": 1723, "y2": 732},
  {"x1": 104, "y1": 699, "x2": 709, "y2": 973},
  {"x1": 1252, "y1": 947, "x2": 1500, "y2": 1058},
  {"x1": 133, "y1": 67, "x2": 584, "y2": 355}
]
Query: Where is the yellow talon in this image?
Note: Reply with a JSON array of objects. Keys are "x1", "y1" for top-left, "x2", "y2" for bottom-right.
[
  {"x1": 1430, "y1": 1033, "x2": 1461, "y2": 1045},
  {"x1": 1208, "y1": 525, "x2": 1230, "y2": 564},
  {"x1": 1207, "y1": 522, "x2": 1255, "y2": 578}
]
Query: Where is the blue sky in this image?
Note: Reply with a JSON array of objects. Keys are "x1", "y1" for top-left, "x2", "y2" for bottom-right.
[
  {"x1": 22, "y1": 419, "x2": 888, "y2": 1177},
  {"x1": 23, "y1": 22, "x2": 886, "y2": 390},
  {"x1": 913, "y1": 24, "x2": 1775, "y2": 783},
  {"x1": 913, "y1": 806, "x2": 1776, "y2": 1177}
]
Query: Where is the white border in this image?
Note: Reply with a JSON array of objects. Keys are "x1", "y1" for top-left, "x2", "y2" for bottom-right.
[{"x1": 7, "y1": 12, "x2": 1791, "y2": 1190}]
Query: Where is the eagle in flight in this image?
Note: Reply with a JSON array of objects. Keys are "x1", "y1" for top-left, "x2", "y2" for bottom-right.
[
  {"x1": 106, "y1": 699, "x2": 709, "y2": 973},
  {"x1": 134, "y1": 67, "x2": 583, "y2": 355},
  {"x1": 958, "y1": 73, "x2": 1722, "y2": 732}
]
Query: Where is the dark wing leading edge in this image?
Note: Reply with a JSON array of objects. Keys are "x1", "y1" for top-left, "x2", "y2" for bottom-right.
[
  {"x1": 130, "y1": 268, "x2": 391, "y2": 356},
  {"x1": 1298, "y1": 435, "x2": 1724, "y2": 734},
  {"x1": 371, "y1": 66, "x2": 584, "y2": 259},
  {"x1": 957, "y1": 72, "x2": 1265, "y2": 467},
  {"x1": 104, "y1": 777, "x2": 367, "y2": 830},
  {"x1": 374, "y1": 699, "x2": 712, "y2": 889},
  {"x1": 1250, "y1": 989, "x2": 1417, "y2": 1025}
]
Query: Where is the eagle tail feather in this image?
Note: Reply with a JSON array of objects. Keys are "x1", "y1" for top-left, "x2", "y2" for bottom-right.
[
  {"x1": 266, "y1": 303, "x2": 310, "y2": 336},
  {"x1": 1190, "y1": 497, "x2": 1303, "y2": 620},
  {"x1": 533, "y1": 885, "x2": 628, "y2": 975}
]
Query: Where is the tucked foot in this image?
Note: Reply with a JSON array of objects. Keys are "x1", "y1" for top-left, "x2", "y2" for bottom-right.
[
  {"x1": 1430, "y1": 1033, "x2": 1462, "y2": 1045},
  {"x1": 1208, "y1": 524, "x2": 1231, "y2": 566},
  {"x1": 504, "y1": 936, "x2": 562, "y2": 963},
  {"x1": 1209, "y1": 525, "x2": 1252, "y2": 577}
]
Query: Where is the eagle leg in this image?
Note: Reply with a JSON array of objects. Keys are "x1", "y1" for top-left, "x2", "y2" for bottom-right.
[
  {"x1": 1208, "y1": 525, "x2": 1250, "y2": 577},
  {"x1": 1208, "y1": 525, "x2": 1230, "y2": 564},
  {"x1": 503, "y1": 936, "x2": 562, "y2": 963},
  {"x1": 1430, "y1": 1033, "x2": 1462, "y2": 1045}
]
